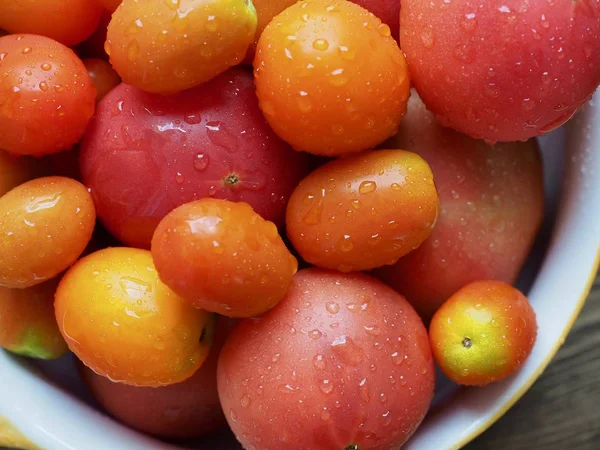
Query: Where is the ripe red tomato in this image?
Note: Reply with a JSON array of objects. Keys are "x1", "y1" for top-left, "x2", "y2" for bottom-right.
[
  {"x1": 430, "y1": 280, "x2": 537, "y2": 386},
  {"x1": 152, "y1": 199, "x2": 298, "y2": 318},
  {"x1": 0, "y1": 34, "x2": 96, "y2": 156},
  {"x1": 83, "y1": 58, "x2": 121, "y2": 101},
  {"x1": 55, "y1": 247, "x2": 216, "y2": 387},
  {"x1": 106, "y1": 0, "x2": 257, "y2": 94},
  {"x1": 254, "y1": 0, "x2": 410, "y2": 156},
  {"x1": 400, "y1": 0, "x2": 600, "y2": 142},
  {"x1": 218, "y1": 269, "x2": 435, "y2": 450},
  {"x1": 286, "y1": 150, "x2": 439, "y2": 272},
  {"x1": 80, "y1": 68, "x2": 310, "y2": 249},
  {"x1": 0, "y1": 177, "x2": 96, "y2": 289},
  {"x1": 0, "y1": 0, "x2": 103, "y2": 47}
]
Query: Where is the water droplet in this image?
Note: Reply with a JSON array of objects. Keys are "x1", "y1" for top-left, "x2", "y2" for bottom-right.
[
  {"x1": 22, "y1": 47, "x2": 32, "y2": 55},
  {"x1": 338, "y1": 45, "x2": 355, "y2": 61},
  {"x1": 337, "y1": 235, "x2": 354, "y2": 252},
  {"x1": 331, "y1": 336, "x2": 365, "y2": 366},
  {"x1": 125, "y1": 18, "x2": 144, "y2": 36},
  {"x1": 391, "y1": 351, "x2": 406, "y2": 365},
  {"x1": 278, "y1": 384, "x2": 300, "y2": 394},
  {"x1": 359, "y1": 180, "x2": 377, "y2": 194},
  {"x1": 391, "y1": 183, "x2": 402, "y2": 191},
  {"x1": 377, "y1": 24, "x2": 391, "y2": 37},
  {"x1": 303, "y1": 188, "x2": 325, "y2": 225},
  {"x1": 540, "y1": 13, "x2": 550, "y2": 28},
  {"x1": 309, "y1": 329, "x2": 323, "y2": 340},
  {"x1": 460, "y1": 13, "x2": 478, "y2": 32},
  {"x1": 326, "y1": 302, "x2": 339, "y2": 314},
  {"x1": 229, "y1": 409, "x2": 238, "y2": 422},
  {"x1": 38, "y1": 81, "x2": 48, "y2": 91},
  {"x1": 521, "y1": 98, "x2": 535, "y2": 111},
  {"x1": 321, "y1": 409, "x2": 331, "y2": 421},
  {"x1": 420, "y1": 28, "x2": 436, "y2": 48},
  {"x1": 184, "y1": 112, "x2": 202, "y2": 125},
  {"x1": 175, "y1": 172, "x2": 184, "y2": 184},
  {"x1": 313, "y1": 39, "x2": 329, "y2": 51},
  {"x1": 359, "y1": 378, "x2": 370, "y2": 402},
  {"x1": 193, "y1": 153, "x2": 209, "y2": 171},
  {"x1": 127, "y1": 40, "x2": 140, "y2": 62},
  {"x1": 319, "y1": 379, "x2": 333, "y2": 394},
  {"x1": 240, "y1": 395, "x2": 251, "y2": 408},
  {"x1": 364, "y1": 325, "x2": 380, "y2": 336},
  {"x1": 104, "y1": 40, "x2": 112, "y2": 56},
  {"x1": 297, "y1": 95, "x2": 312, "y2": 112},
  {"x1": 206, "y1": 16, "x2": 218, "y2": 32},
  {"x1": 329, "y1": 68, "x2": 348, "y2": 87},
  {"x1": 41, "y1": 63, "x2": 51, "y2": 71}
]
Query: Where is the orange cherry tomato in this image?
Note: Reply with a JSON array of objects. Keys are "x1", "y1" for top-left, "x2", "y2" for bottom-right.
[
  {"x1": 152, "y1": 199, "x2": 298, "y2": 318},
  {"x1": 254, "y1": 0, "x2": 410, "y2": 156},
  {"x1": 83, "y1": 58, "x2": 121, "y2": 101},
  {"x1": 286, "y1": 150, "x2": 439, "y2": 272},
  {"x1": 0, "y1": 177, "x2": 96, "y2": 289},
  {"x1": 0, "y1": 277, "x2": 68, "y2": 360},
  {"x1": 0, "y1": 150, "x2": 38, "y2": 197},
  {"x1": 106, "y1": 0, "x2": 257, "y2": 94},
  {"x1": 55, "y1": 247, "x2": 216, "y2": 387},
  {"x1": 246, "y1": 0, "x2": 297, "y2": 59},
  {"x1": 429, "y1": 280, "x2": 538, "y2": 386},
  {"x1": 0, "y1": 0, "x2": 103, "y2": 47},
  {"x1": 0, "y1": 34, "x2": 96, "y2": 156}
]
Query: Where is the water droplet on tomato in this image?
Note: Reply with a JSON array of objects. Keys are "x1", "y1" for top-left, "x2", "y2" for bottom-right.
[
  {"x1": 309, "y1": 329, "x2": 322, "y2": 340},
  {"x1": 359, "y1": 180, "x2": 377, "y2": 194},
  {"x1": 331, "y1": 335, "x2": 365, "y2": 366},
  {"x1": 326, "y1": 302, "x2": 340, "y2": 314},
  {"x1": 319, "y1": 379, "x2": 333, "y2": 394},
  {"x1": 127, "y1": 40, "x2": 140, "y2": 62},
  {"x1": 420, "y1": 28, "x2": 436, "y2": 49},
  {"x1": 313, "y1": 354, "x2": 327, "y2": 370},
  {"x1": 337, "y1": 235, "x2": 354, "y2": 252}
]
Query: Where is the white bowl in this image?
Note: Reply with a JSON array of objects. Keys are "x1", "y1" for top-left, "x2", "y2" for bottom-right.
[{"x1": 1, "y1": 96, "x2": 599, "y2": 450}]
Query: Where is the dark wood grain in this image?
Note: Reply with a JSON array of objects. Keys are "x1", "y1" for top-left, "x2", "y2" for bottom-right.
[{"x1": 466, "y1": 270, "x2": 600, "y2": 450}]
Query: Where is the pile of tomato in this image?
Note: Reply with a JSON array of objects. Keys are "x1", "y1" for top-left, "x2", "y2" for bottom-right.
[{"x1": 0, "y1": 0, "x2": 598, "y2": 449}]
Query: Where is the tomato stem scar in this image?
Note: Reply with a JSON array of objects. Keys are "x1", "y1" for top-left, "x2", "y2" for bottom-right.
[
  {"x1": 462, "y1": 337, "x2": 473, "y2": 348},
  {"x1": 345, "y1": 444, "x2": 359, "y2": 450},
  {"x1": 224, "y1": 173, "x2": 239, "y2": 186}
]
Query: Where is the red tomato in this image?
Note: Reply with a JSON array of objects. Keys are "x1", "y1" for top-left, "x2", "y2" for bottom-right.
[
  {"x1": 286, "y1": 150, "x2": 439, "y2": 272},
  {"x1": 430, "y1": 280, "x2": 537, "y2": 386},
  {"x1": 400, "y1": 0, "x2": 600, "y2": 142},
  {"x1": 152, "y1": 199, "x2": 298, "y2": 317},
  {"x1": 0, "y1": 0, "x2": 103, "y2": 46},
  {"x1": 254, "y1": 0, "x2": 410, "y2": 156},
  {"x1": 218, "y1": 269, "x2": 435, "y2": 450},
  {"x1": 80, "y1": 68, "x2": 310, "y2": 249},
  {"x1": 0, "y1": 34, "x2": 96, "y2": 156},
  {"x1": 106, "y1": 0, "x2": 257, "y2": 94},
  {"x1": 99, "y1": 0, "x2": 122, "y2": 12},
  {"x1": 83, "y1": 58, "x2": 121, "y2": 101}
]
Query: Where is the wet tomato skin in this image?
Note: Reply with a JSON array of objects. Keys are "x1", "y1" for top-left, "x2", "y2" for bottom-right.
[
  {"x1": 400, "y1": 0, "x2": 600, "y2": 142},
  {"x1": 286, "y1": 149, "x2": 439, "y2": 272},
  {"x1": 152, "y1": 199, "x2": 298, "y2": 318},
  {"x1": 55, "y1": 247, "x2": 216, "y2": 387},
  {"x1": 0, "y1": 277, "x2": 68, "y2": 360},
  {"x1": 80, "y1": 68, "x2": 310, "y2": 249},
  {"x1": 0, "y1": 34, "x2": 96, "y2": 156},
  {"x1": 0, "y1": 0, "x2": 103, "y2": 46},
  {"x1": 218, "y1": 269, "x2": 435, "y2": 450},
  {"x1": 0, "y1": 177, "x2": 96, "y2": 289},
  {"x1": 106, "y1": 0, "x2": 257, "y2": 94},
  {"x1": 430, "y1": 280, "x2": 538, "y2": 386},
  {"x1": 254, "y1": 0, "x2": 410, "y2": 156},
  {"x1": 83, "y1": 58, "x2": 121, "y2": 102}
]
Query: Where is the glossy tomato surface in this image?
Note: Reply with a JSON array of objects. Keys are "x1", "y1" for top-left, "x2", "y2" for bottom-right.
[
  {"x1": 55, "y1": 247, "x2": 215, "y2": 387},
  {"x1": 430, "y1": 280, "x2": 537, "y2": 386},
  {"x1": 254, "y1": 0, "x2": 410, "y2": 156},
  {"x1": 375, "y1": 94, "x2": 544, "y2": 321},
  {"x1": 286, "y1": 149, "x2": 439, "y2": 272},
  {"x1": 0, "y1": 34, "x2": 96, "y2": 156},
  {"x1": 0, "y1": 0, "x2": 103, "y2": 46},
  {"x1": 0, "y1": 177, "x2": 96, "y2": 289},
  {"x1": 152, "y1": 199, "x2": 297, "y2": 318},
  {"x1": 218, "y1": 269, "x2": 435, "y2": 450},
  {"x1": 80, "y1": 68, "x2": 309, "y2": 248},
  {"x1": 106, "y1": 0, "x2": 257, "y2": 93},
  {"x1": 0, "y1": 277, "x2": 68, "y2": 360},
  {"x1": 400, "y1": 0, "x2": 600, "y2": 142}
]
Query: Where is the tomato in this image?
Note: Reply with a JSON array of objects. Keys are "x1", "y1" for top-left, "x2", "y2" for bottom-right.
[
  {"x1": 152, "y1": 199, "x2": 297, "y2": 318},
  {"x1": 254, "y1": 0, "x2": 410, "y2": 156},
  {"x1": 55, "y1": 247, "x2": 215, "y2": 387},
  {"x1": 99, "y1": 0, "x2": 122, "y2": 13},
  {"x1": 106, "y1": 0, "x2": 257, "y2": 94},
  {"x1": 353, "y1": 0, "x2": 400, "y2": 41},
  {"x1": 400, "y1": 0, "x2": 600, "y2": 142},
  {"x1": 80, "y1": 68, "x2": 310, "y2": 249},
  {"x1": 83, "y1": 58, "x2": 121, "y2": 101},
  {"x1": 375, "y1": 94, "x2": 544, "y2": 321},
  {"x1": 79, "y1": 317, "x2": 235, "y2": 438},
  {"x1": 0, "y1": 149, "x2": 38, "y2": 196},
  {"x1": 0, "y1": 0, "x2": 103, "y2": 47},
  {"x1": 0, "y1": 34, "x2": 96, "y2": 156},
  {"x1": 0, "y1": 277, "x2": 68, "y2": 360},
  {"x1": 286, "y1": 150, "x2": 439, "y2": 272},
  {"x1": 430, "y1": 280, "x2": 537, "y2": 386},
  {"x1": 0, "y1": 177, "x2": 96, "y2": 289},
  {"x1": 218, "y1": 269, "x2": 434, "y2": 450}
]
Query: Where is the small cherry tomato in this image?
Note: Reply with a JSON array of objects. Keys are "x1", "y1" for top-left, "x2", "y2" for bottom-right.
[
  {"x1": 0, "y1": 150, "x2": 38, "y2": 197},
  {"x1": 429, "y1": 280, "x2": 538, "y2": 386},
  {"x1": 0, "y1": 177, "x2": 96, "y2": 289},
  {"x1": 286, "y1": 150, "x2": 439, "y2": 272},
  {"x1": 0, "y1": 34, "x2": 96, "y2": 156},
  {"x1": 152, "y1": 199, "x2": 298, "y2": 318},
  {"x1": 55, "y1": 247, "x2": 216, "y2": 387},
  {"x1": 254, "y1": 0, "x2": 410, "y2": 156},
  {"x1": 0, "y1": 0, "x2": 103, "y2": 47},
  {"x1": 0, "y1": 277, "x2": 68, "y2": 360},
  {"x1": 106, "y1": 0, "x2": 257, "y2": 94},
  {"x1": 83, "y1": 58, "x2": 121, "y2": 101}
]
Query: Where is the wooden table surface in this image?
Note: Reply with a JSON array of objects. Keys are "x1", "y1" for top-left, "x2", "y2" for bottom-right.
[{"x1": 466, "y1": 269, "x2": 600, "y2": 450}]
